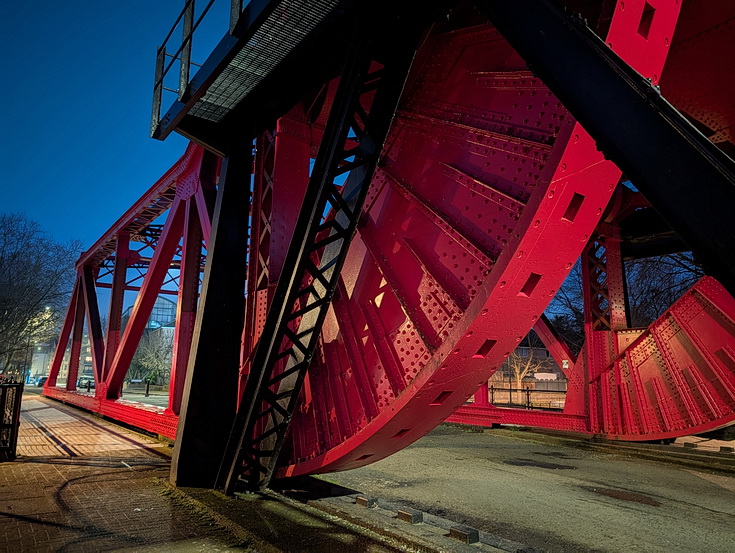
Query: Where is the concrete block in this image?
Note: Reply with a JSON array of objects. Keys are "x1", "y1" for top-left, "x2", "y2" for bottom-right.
[
  {"x1": 720, "y1": 446, "x2": 734, "y2": 453},
  {"x1": 355, "y1": 495, "x2": 377, "y2": 508},
  {"x1": 449, "y1": 525, "x2": 480, "y2": 544},
  {"x1": 683, "y1": 442, "x2": 697, "y2": 449},
  {"x1": 396, "y1": 507, "x2": 423, "y2": 524}
]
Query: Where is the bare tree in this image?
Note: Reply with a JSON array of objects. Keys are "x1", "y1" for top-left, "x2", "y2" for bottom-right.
[
  {"x1": 129, "y1": 327, "x2": 174, "y2": 385},
  {"x1": 504, "y1": 334, "x2": 551, "y2": 389},
  {"x1": 545, "y1": 260, "x2": 585, "y2": 355},
  {"x1": 545, "y1": 251, "x2": 704, "y2": 352},
  {"x1": 0, "y1": 213, "x2": 82, "y2": 375},
  {"x1": 625, "y1": 252, "x2": 703, "y2": 327}
]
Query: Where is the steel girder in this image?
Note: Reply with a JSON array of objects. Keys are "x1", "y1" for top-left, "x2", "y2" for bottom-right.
[
  {"x1": 448, "y1": 0, "x2": 735, "y2": 439},
  {"x1": 170, "y1": 146, "x2": 252, "y2": 488},
  {"x1": 453, "y1": 270, "x2": 735, "y2": 441},
  {"x1": 263, "y1": 2, "x2": 621, "y2": 478},
  {"x1": 475, "y1": 0, "x2": 735, "y2": 298}
]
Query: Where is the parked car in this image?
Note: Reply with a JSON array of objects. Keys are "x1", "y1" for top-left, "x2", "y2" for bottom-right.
[
  {"x1": 35, "y1": 376, "x2": 48, "y2": 387},
  {"x1": 76, "y1": 377, "x2": 95, "y2": 389}
]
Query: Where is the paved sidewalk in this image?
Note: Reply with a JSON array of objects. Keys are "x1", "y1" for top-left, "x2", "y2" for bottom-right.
[
  {"x1": 1, "y1": 392, "x2": 245, "y2": 552},
  {"x1": 17, "y1": 397, "x2": 168, "y2": 457}
]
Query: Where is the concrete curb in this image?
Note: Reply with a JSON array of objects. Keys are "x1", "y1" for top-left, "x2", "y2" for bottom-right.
[
  {"x1": 307, "y1": 491, "x2": 535, "y2": 553},
  {"x1": 585, "y1": 441, "x2": 735, "y2": 474},
  {"x1": 162, "y1": 480, "x2": 458, "y2": 552}
]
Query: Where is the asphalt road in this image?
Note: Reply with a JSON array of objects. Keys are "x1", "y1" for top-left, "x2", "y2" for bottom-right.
[
  {"x1": 120, "y1": 390, "x2": 170, "y2": 407},
  {"x1": 320, "y1": 425, "x2": 735, "y2": 553}
]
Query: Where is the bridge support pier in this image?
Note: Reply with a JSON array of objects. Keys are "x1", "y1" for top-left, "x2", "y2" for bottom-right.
[{"x1": 171, "y1": 146, "x2": 252, "y2": 488}]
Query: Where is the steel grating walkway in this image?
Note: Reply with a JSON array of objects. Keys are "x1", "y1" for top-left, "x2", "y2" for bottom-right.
[{"x1": 189, "y1": 0, "x2": 342, "y2": 122}]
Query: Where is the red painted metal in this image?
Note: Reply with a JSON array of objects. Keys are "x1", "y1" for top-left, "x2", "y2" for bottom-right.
[
  {"x1": 239, "y1": 109, "x2": 313, "y2": 401},
  {"x1": 66, "y1": 280, "x2": 85, "y2": 392},
  {"x1": 105, "y1": 196, "x2": 187, "y2": 399},
  {"x1": 601, "y1": 276, "x2": 735, "y2": 439},
  {"x1": 167, "y1": 200, "x2": 204, "y2": 415},
  {"x1": 102, "y1": 232, "x2": 129, "y2": 383},
  {"x1": 46, "y1": 279, "x2": 78, "y2": 389},
  {"x1": 659, "y1": 0, "x2": 735, "y2": 145},
  {"x1": 534, "y1": 315, "x2": 577, "y2": 374},
  {"x1": 457, "y1": 277, "x2": 735, "y2": 440},
  {"x1": 240, "y1": 128, "x2": 275, "y2": 393},
  {"x1": 46, "y1": 1, "x2": 735, "y2": 477},
  {"x1": 81, "y1": 266, "x2": 105, "y2": 383},
  {"x1": 278, "y1": 15, "x2": 624, "y2": 475}
]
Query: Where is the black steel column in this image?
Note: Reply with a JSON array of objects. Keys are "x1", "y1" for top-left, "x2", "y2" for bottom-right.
[
  {"x1": 178, "y1": 0, "x2": 194, "y2": 101},
  {"x1": 171, "y1": 145, "x2": 251, "y2": 488},
  {"x1": 475, "y1": 0, "x2": 735, "y2": 296}
]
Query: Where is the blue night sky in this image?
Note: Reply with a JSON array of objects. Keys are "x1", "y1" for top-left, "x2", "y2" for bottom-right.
[{"x1": 1, "y1": 1, "x2": 227, "y2": 249}]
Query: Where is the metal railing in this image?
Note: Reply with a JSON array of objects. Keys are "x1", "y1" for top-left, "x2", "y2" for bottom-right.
[
  {"x1": 487, "y1": 385, "x2": 567, "y2": 410},
  {"x1": 151, "y1": 0, "x2": 244, "y2": 135}
]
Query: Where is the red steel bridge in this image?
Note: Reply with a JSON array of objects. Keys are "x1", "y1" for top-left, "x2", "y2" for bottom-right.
[{"x1": 45, "y1": 0, "x2": 735, "y2": 492}]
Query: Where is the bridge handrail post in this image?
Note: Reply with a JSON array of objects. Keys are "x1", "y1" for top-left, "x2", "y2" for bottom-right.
[
  {"x1": 151, "y1": 46, "x2": 165, "y2": 136},
  {"x1": 0, "y1": 383, "x2": 23, "y2": 461},
  {"x1": 229, "y1": 0, "x2": 241, "y2": 33},
  {"x1": 179, "y1": 0, "x2": 195, "y2": 101}
]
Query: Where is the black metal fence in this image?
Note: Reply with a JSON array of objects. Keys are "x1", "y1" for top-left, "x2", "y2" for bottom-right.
[
  {"x1": 488, "y1": 385, "x2": 567, "y2": 410},
  {"x1": 0, "y1": 382, "x2": 23, "y2": 461}
]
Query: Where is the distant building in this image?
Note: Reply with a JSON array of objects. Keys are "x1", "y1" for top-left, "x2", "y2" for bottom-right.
[
  {"x1": 122, "y1": 296, "x2": 177, "y2": 386},
  {"x1": 28, "y1": 340, "x2": 56, "y2": 382},
  {"x1": 122, "y1": 296, "x2": 177, "y2": 330}
]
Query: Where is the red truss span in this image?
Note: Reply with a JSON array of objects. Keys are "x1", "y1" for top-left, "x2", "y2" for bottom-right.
[{"x1": 278, "y1": 22, "x2": 623, "y2": 476}]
